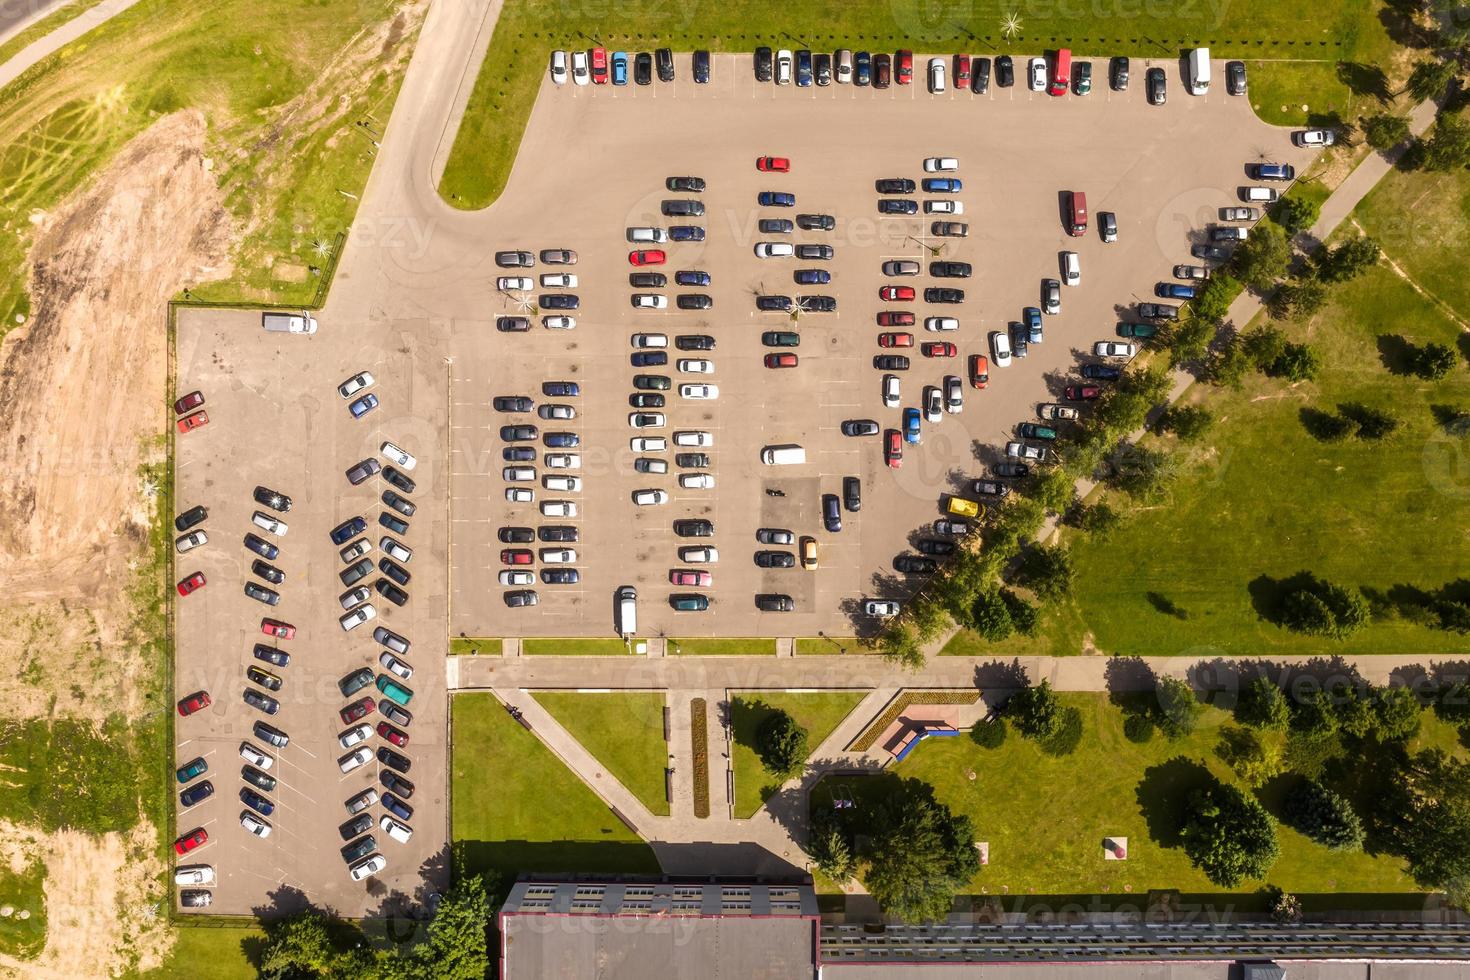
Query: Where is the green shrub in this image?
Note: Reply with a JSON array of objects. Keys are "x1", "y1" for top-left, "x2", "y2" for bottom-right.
[
  {"x1": 970, "y1": 717, "x2": 1007, "y2": 749},
  {"x1": 1284, "y1": 779, "x2": 1365, "y2": 851}
]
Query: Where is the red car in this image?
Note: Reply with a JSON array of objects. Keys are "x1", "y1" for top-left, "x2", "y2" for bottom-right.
[
  {"x1": 954, "y1": 54, "x2": 971, "y2": 85},
  {"x1": 261, "y1": 618, "x2": 295, "y2": 639},
  {"x1": 176, "y1": 571, "x2": 206, "y2": 596},
  {"x1": 176, "y1": 410, "x2": 209, "y2": 434},
  {"x1": 590, "y1": 47, "x2": 608, "y2": 84},
  {"x1": 895, "y1": 50, "x2": 913, "y2": 84},
  {"x1": 885, "y1": 429, "x2": 903, "y2": 468},
  {"x1": 756, "y1": 156, "x2": 790, "y2": 173},
  {"x1": 173, "y1": 390, "x2": 205, "y2": 415},
  {"x1": 879, "y1": 286, "x2": 915, "y2": 302},
  {"x1": 177, "y1": 691, "x2": 211, "y2": 717},
  {"x1": 174, "y1": 828, "x2": 209, "y2": 855},
  {"x1": 340, "y1": 696, "x2": 376, "y2": 725},
  {"x1": 670, "y1": 569, "x2": 712, "y2": 587},
  {"x1": 629, "y1": 249, "x2": 665, "y2": 266},
  {"x1": 764, "y1": 353, "x2": 798, "y2": 368},
  {"x1": 377, "y1": 721, "x2": 409, "y2": 747},
  {"x1": 501, "y1": 548, "x2": 534, "y2": 565},
  {"x1": 1065, "y1": 385, "x2": 1102, "y2": 400},
  {"x1": 969, "y1": 354, "x2": 990, "y2": 389},
  {"x1": 922, "y1": 342, "x2": 957, "y2": 358},
  {"x1": 878, "y1": 332, "x2": 914, "y2": 348},
  {"x1": 876, "y1": 311, "x2": 914, "y2": 327}
]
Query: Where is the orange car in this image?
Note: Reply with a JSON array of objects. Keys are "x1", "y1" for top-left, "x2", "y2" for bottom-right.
[{"x1": 177, "y1": 410, "x2": 209, "y2": 434}]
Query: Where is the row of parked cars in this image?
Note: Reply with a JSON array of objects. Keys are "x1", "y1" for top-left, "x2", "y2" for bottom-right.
[{"x1": 550, "y1": 47, "x2": 706, "y2": 87}]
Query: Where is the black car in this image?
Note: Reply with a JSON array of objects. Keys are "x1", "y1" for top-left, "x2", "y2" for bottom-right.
[
  {"x1": 1146, "y1": 67, "x2": 1166, "y2": 105},
  {"x1": 879, "y1": 199, "x2": 919, "y2": 215},
  {"x1": 381, "y1": 770, "x2": 415, "y2": 798},
  {"x1": 1081, "y1": 363, "x2": 1123, "y2": 381},
  {"x1": 757, "y1": 527, "x2": 794, "y2": 545},
  {"x1": 972, "y1": 56, "x2": 990, "y2": 92},
  {"x1": 539, "y1": 526, "x2": 578, "y2": 543},
  {"x1": 630, "y1": 393, "x2": 665, "y2": 409},
  {"x1": 656, "y1": 46, "x2": 674, "y2": 81},
  {"x1": 1109, "y1": 56, "x2": 1129, "y2": 91},
  {"x1": 505, "y1": 588, "x2": 537, "y2": 608},
  {"x1": 797, "y1": 213, "x2": 835, "y2": 231},
  {"x1": 339, "y1": 812, "x2": 373, "y2": 841},
  {"x1": 798, "y1": 295, "x2": 836, "y2": 312},
  {"x1": 493, "y1": 395, "x2": 534, "y2": 412},
  {"x1": 629, "y1": 272, "x2": 667, "y2": 288},
  {"x1": 673, "y1": 519, "x2": 714, "y2": 537},
  {"x1": 502, "y1": 444, "x2": 532, "y2": 460},
  {"x1": 253, "y1": 721, "x2": 289, "y2": 748},
  {"x1": 383, "y1": 792, "x2": 413, "y2": 821},
  {"x1": 246, "y1": 664, "x2": 282, "y2": 692},
  {"x1": 758, "y1": 218, "x2": 793, "y2": 234},
  {"x1": 383, "y1": 489, "x2": 416, "y2": 517},
  {"x1": 873, "y1": 52, "x2": 891, "y2": 88},
  {"x1": 339, "y1": 667, "x2": 373, "y2": 697},
  {"x1": 661, "y1": 199, "x2": 704, "y2": 217},
  {"x1": 756, "y1": 295, "x2": 792, "y2": 312},
  {"x1": 241, "y1": 788, "x2": 274, "y2": 817},
  {"x1": 251, "y1": 559, "x2": 284, "y2": 585},
  {"x1": 755, "y1": 45, "x2": 773, "y2": 81},
  {"x1": 501, "y1": 423, "x2": 537, "y2": 441},
  {"x1": 677, "y1": 294, "x2": 713, "y2": 310},
  {"x1": 499, "y1": 526, "x2": 533, "y2": 545},
  {"x1": 917, "y1": 539, "x2": 955, "y2": 556},
  {"x1": 244, "y1": 582, "x2": 280, "y2": 606},
  {"x1": 378, "y1": 747, "x2": 412, "y2": 773},
  {"x1": 841, "y1": 419, "x2": 880, "y2": 437},
  {"x1": 243, "y1": 688, "x2": 279, "y2": 715},
  {"x1": 379, "y1": 512, "x2": 410, "y2": 535},
  {"x1": 253, "y1": 643, "x2": 289, "y2": 668},
  {"x1": 894, "y1": 555, "x2": 938, "y2": 575},
  {"x1": 375, "y1": 579, "x2": 409, "y2": 606},
  {"x1": 631, "y1": 351, "x2": 667, "y2": 368},
  {"x1": 925, "y1": 288, "x2": 965, "y2": 304},
  {"x1": 1226, "y1": 60, "x2": 1247, "y2": 95},
  {"x1": 541, "y1": 568, "x2": 580, "y2": 585},
  {"x1": 695, "y1": 49, "x2": 712, "y2": 83},
  {"x1": 1010, "y1": 321, "x2": 1030, "y2": 359},
  {"x1": 633, "y1": 374, "x2": 670, "y2": 391},
  {"x1": 843, "y1": 476, "x2": 861, "y2": 512},
  {"x1": 822, "y1": 493, "x2": 842, "y2": 532},
  {"x1": 814, "y1": 51, "x2": 831, "y2": 85},
  {"x1": 175, "y1": 505, "x2": 207, "y2": 533},
  {"x1": 496, "y1": 315, "x2": 529, "y2": 332},
  {"x1": 974, "y1": 480, "x2": 1011, "y2": 498},
  {"x1": 994, "y1": 461, "x2": 1030, "y2": 479},
  {"x1": 876, "y1": 178, "x2": 915, "y2": 195},
  {"x1": 796, "y1": 244, "x2": 833, "y2": 260},
  {"x1": 874, "y1": 355, "x2": 910, "y2": 371},
  {"x1": 1192, "y1": 243, "x2": 1230, "y2": 261},
  {"x1": 379, "y1": 557, "x2": 411, "y2": 586},
  {"x1": 755, "y1": 594, "x2": 795, "y2": 612},
  {"x1": 242, "y1": 765, "x2": 277, "y2": 793},
  {"x1": 634, "y1": 51, "x2": 652, "y2": 85},
  {"x1": 341, "y1": 835, "x2": 377, "y2": 864},
  {"x1": 675, "y1": 334, "x2": 715, "y2": 351},
  {"x1": 930, "y1": 261, "x2": 972, "y2": 278},
  {"x1": 180, "y1": 780, "x2": 214, "y2": 808},
  {"x1": 755, "y1": 550, "x2": 795, "y2": 568},
  {"x1": 996, "y1": 54, "x2": 1014, "y2": 87},
  {"x1": 384, "y1": 467, "x2": 415, "y2": 494},
  {"x1": 243, "y1": 533, "x2": 279, "y2": 560},
  {"x1": 253, "y1": 486, "x2": 292, "y2": 513},
  {"x1": 541, "y1": 294, "x2": 578, "y2": 310},
  {"x1": 676, "y1": 452, "x2": 710, "y2": 468}
]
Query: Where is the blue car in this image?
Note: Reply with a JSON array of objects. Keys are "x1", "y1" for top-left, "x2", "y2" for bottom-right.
[
  {"x1": 612, "y1": 51, "x2": 628, "y2": 86},
  {"x1": 922, "y1": 177, "x2": 962, "y2": 193},
  {"x1": 330, "y1": 516, "x2": 366, "y2": 545},
  {"x1": 543, "y1": 432, "x2": 580, "y2": 448},
  {"x1": 903, "y1": 407, "x2": 922, "y2": 444},
  {"x1": 758, "y1": 191, "x2": 795, "y2": 207},
  {"x1": 822, "y1": 493, "x2": 842, "y2": 533},
  {"x1": 543, "y1": 380, "x2": 580, "y2": 397},
  {"x1": 383, "y1": 792, "x2": 413, "y2": 821},
  {"x1": 669, "y1": 225, "x2": 705, "y2": 242},
  {"x1": 349, "y1": 393, "x2": 378, "y2": 418},
  {"x1": 855, "y1": 51, "x2": 871, "y2": 85},
  {"x1": 244, "y1": 533, "x2": 279, "y2": 561},
  {"x1": 180, "y1": 780, "x2": 214, "y2": 808},
  {"x1": 631, "y1": 351, "x2": 667, "y2": 367},
  {"x1": 240, "y1": 788, "x2": 274, "y2": 817},
  {"x1": 1157, "y1": 282, "x2": 1198, "y2": 299},
  {"x1": 675, "y1": 270, "x2": 711, "y2": 286},
  {"x1": 796, "y1": 49, "x2": 812, "y2": 86},
  {"x1": 795, "y1": 269, "x2": 831, "y2": 285},
  {"x1": 1023, "y1": 306, "x2": 1043, "y2": 342}
]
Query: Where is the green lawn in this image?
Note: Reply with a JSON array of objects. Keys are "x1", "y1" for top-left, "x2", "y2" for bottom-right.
[
  {"x1": 134, "y1": 924, "x2": 263, "y2": 980},
  {"x1": 794, "y1": 636, "x2": 865, "y2": 655},
  {"x1": 0, "y1": 858, "x2": 45, "y2": 959},
  {"x1": 730, "y1": 691, "x2": 867, "y2": 818},
  {"x1": 532, "y1": 692, "x2": 670, "y2": 815},
  {"x1": 440, "y1": 0, "x2": 1393, "y2": 209},
  {"x1": 451, "y1": 693, "x2": 659, "y2": 880},
  {"x1": 812, "y1": 692, "x2": 1461, "y2": 905},
  {"x1": 521, "y1": 637, "x2": 630, "y2": 655},
  {"x1": 1354, "y1": 163, "x2": 1470, "y2": 323},
  {"x1": 669, "y1": 636, "x2": 775, "y2": 656},
  {"x1": 449, "y1": 636, "x2": 501, "y2": 656}
]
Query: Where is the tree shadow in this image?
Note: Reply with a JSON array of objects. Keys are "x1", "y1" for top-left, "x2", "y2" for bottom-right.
[
  {"x1": 972, "y1": 658, "x2": 1031, "y2": 712},
  {"x1": 1134, "y1": 756, "x2": 1214, "y2": 850},
  {"x1": 1429, "y1": 403, "x2": 1470, "y2": 433},
  {"x1": 1376, "y1": 333, "x2": 1417, "y2": 375},
  {"x1": 1336, "y1": 61, "x2": 1391, "y2": 103},
  {"x1": 1144, "y1": 591, "x2": 1190, "y2": 620},
  {"x1": 1299, "y1": 405, "x2": 1349, "y2": 441},
  {"x1": 1247, "y1": 570, "x2": 1321, "y2": 628},
  {"x1": 1378, "y1": 0, "x2": 1437, "y2": 50}
]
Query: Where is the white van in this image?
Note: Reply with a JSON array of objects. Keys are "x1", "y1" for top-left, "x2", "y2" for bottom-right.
[
  {"x1": 617, "y1": 586, "x2": 637, "y2": 636},
  {"x1": 1188, "y1": 47, "x2": 1210, "y2": 96},
  {"x1": 1243, "y1": 186, "x2": 1279, "y2": 203},
  {"x1": 262, "y1": 311, "x2": 317, "y2": 334},
  {"x1": 760, "y1": 445, "x2": 806, "y2": 465}
]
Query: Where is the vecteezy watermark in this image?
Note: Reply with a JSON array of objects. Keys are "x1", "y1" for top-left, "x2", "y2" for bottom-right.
[{"x1": 1423, "y1": 428, "x2": 1470, "y2": 502}]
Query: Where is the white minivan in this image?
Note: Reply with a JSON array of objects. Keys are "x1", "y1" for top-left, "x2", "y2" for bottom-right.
[
  {"x1": 1188, "y1": 47, "x2": 1210, "y2": 95},
  {"x1": 761, "y1": 445, "x2": 807, "y2": 465}
]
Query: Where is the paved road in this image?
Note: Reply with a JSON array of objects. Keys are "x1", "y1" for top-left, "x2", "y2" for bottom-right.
[{"x1": 0, "y1": 0, "x2": 145, "y2": 90}]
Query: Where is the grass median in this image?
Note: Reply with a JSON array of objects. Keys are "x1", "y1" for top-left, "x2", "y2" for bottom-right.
[
  {"x1": 730, "y1": 691, "x2": 867, "y2": 818},
  {"x1": 533, "y1": 691, "x2": 670, "y2": 815}
]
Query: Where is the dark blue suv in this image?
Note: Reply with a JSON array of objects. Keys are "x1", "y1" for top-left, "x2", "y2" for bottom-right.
[
  {"x1": 822, "y1": 493, "x2": 842, "y2": 532},
  {"x1": 670, "y1": 226, "x2": 704, "y2": 242},
  {"x1": 758, "y1": 191, "x2": 795, "y2": 207},
  {"x1": 675, "y1": 270, "x2": 711, "y2": 286},
  {"x1": 542, "y1": 381, "x2": 580, "y2": 397},
  {"x1": 329, "y1": 516, "x2": 367, "y2": 546}
]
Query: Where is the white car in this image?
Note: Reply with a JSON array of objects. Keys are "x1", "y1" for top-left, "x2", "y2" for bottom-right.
[
  {"x1": 541, "y1": 273, "x2": 578, "y2": 288},
  {"x1": 381, "y1": 537, "x2": 411, "y2": 562},
  {"x1": 571, "y1": 49, "x2": 589, "y2": 86},
  {"x1": 242, "y1": 813, "x2": 272, "y2": 838},
  {"x1": 543, "y1": 315, "x2": 576, "y2": 330},
  {"x1": 679, "y1": 546, "x2": 718, "y2": 563},
  {"x1": 629, "y1": 437, "x2": 666, "y2": 452},
  {"x1": 680, "y1": 473, "x2": 715, "y2": 489},
  {"x1": 944, "y1": 376, "x2": 963, "y2": 414},
  {"x1": 350, "y1": 855, "x2": 386, "y2": 881},
  {"x1": 499, "y1": 570, "x2": 533, "y2": 586},
  {"x1": 1294, "y1": 128, "x2": 1335, "y2": 147},
  {"x1": 1040, "y1": 403, "x2": 1081, "y2": 421},
  {"x1": 252, "y1": 514, "x2": 286, "y2": 537},
  {"x1": 341, "y1": 538, "x2": 372, "y2": 562},
  {"x1": 635, "y1": 457, "x2": 668, "y2": 474},
  {"x1": 755, "y1": 242, "x2": 795, "y2": 258},
  {"x1": 503, "y1": 466, "x2": 535, "y2": 481},
  {"x1": 497, "y1": 276, "x2": 533, "y2": 291},
  {"x1": 632, "y1": 333, "x2": 667, "y2": 348},
  {"x1": 381, "y1": 441, "x2": 416, "y2": 470},
  {"x1": 989, "y1": 330, "x2": 1013, "y2": 368},
  {"x1": 380, "y1": 653, "x2": 412, "y2": 680},
  {"x1": 677, "y1": 359, "x2": 713, "y2": 374},
  {"x1": 925, "y1": 316, "x2": 958, "y2": 332},
  {"x1": 239, "y1": 742, "x2": 273, "y2": 770},
  {"x1": 673, "y1": 430, "x2": 713, "y2": 447},
  {"x1": 545, "y1": 453, "x2": 581, "y2": 469},
  {"x1": 541, "y1": 548, "x2": 577, "y2": 563},
  {"x1": 1007, "y1": 441, "x2": 1048, "y2": 460},
  {"x1": 923, "y1": 157, "x2": 959, "y2": 172},
  {"x1": 629, "y1": 412, "x2": 666, "y2": 428},
  {"x1": 1094, "y1": 341, "x2": 1136, "y2": 358},
  {"x1": 627, "y1": 226, "x2": 668, "y2": 243},
  {"x1": 505, "y1": 487, "x2": 533, "y2": 503},
  {"x1": 543, "y1": 475, "x2": 581, "y2": 491},
  {"x1": 380, "y1": 815, "x2": 413, "y2": 844},
  {"x1": 1062, "y1": 251, "x2": 1081, "y2": 285},
  {"x1": 338, "y1": 371, "x2": 374, "y2": 398},
  {"x1": 540, "y1": 403, "x2": 575, "y2": 420},
  {"x1": 339, "y1": 723, "x2": 373, "y2": 749},
  {"x1": 924, "y1": 385, "x2": 942, "y2": 423},
  {"x1": 882, "y1": 374, "x2": 900, "y2": 408},
  {"x1": 632, "y1": 489, "x2": 669, "y2": 506},
  {"x1": 175, "y1": 530, "x2": 207, "y2": 553},
  {"x1": 339, "y1": 746, "x2": 374, "y2": 774},
  {"x1": 923, "y1": 199, "x2": 963, "y2": 215},
  {"x1": 776, "y1": 48, "x2": 793, "y2": 85},
  {"x1": 1028, "y1": 57, "x2": 1047, "y2": 91},
  {"x1": 540, "y1": 500, "x2": 577, "y2": 517},
  {"x1": 340, "y1": 604, "x2": 376, "y2": 631},
  {"x1": 864, "y1": 600, "x2": 900, "y2": 618},
  {"x1": 175, "y1": 865, "x2": 215, "y2": 886},
  {"x1": 631, "y1": 293, "x2": 668, "y2": 309},
  {"x1": 340, "y1": 585, "x2": 372, "y2": 610},
  {"x1": 680, "y1": 383, "x2": 718, "y2": 399},
  {"x1": 549, "y1": 50, "x2": 568, "y2": 85},
  {"x1": 927, "y1": 57, "x2": 946, "y2": 93}
]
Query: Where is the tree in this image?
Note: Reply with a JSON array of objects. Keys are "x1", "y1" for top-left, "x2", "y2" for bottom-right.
[
  {"x1": 1216, "y1": 725, "x2": 1285, "y2": 787},
  {"x1": 1000, "y1": 589, "x2": 1039, "y2": 636},
  {"x1": 1157, "y1": 404, "x2": 1214, "y2": 442},
  {"x1": 1231, "y1": 220, "x2": 1292, "y2": 292},
  {"x1": 1180, "y1": 779, "x2": 1280, "y2": 886},
  {"x1": 807, "y1": 811, "x2": 856, "y2": 883},
  {"x1": 1375, "y1": 685, "x2": 1423, "y2": 741},
  {"x1": 970, "y1": 716, "x2": 1007, "y2": 748},
  {"x1": 1205, "y1": 336, "x2": 1253, "y2": 389},
  {"x1": 1411, "y1": 341, "x2": 1459, "y2": 380},
  {"x1": 259, "y1": 910, "x2": 343, "y2": 979},
  {"x1": 1385, "y1": 749, "x2": 1470, "y2": 896},
  {"x1": 757, "y1": 710, "x2": 809, "y2": 778},
  {"x1": 1268, "y1": 341, "x2": 1322, "y2": 381},
  {"x1": 1315, "y1": 236, "x2": 1381, "y2": 283},
  {"x1": 1106, "y1": 444, "x2": 1178, "y2": 501},
  {"x1": 1436, "y1": 598, "x2": 1470, "y2": 634},
  {"x1": 862, "y1": 781, "x2": 980, "y2": 922},
  {"x1": 1156, "y1": 675, "x2": 1203, "y2": 739},
  {"x1": 1008, "y1": 680, "x2": 1063, "y2": 741},
  {"x1": 1363, "y1": 112, "x2": 1413, "y2": 150},
  {"x1": 1267, "y1": 885, "x2": 1304, "y2": 924},
  {"x1": 1269, "y1": 276, "x2": 1329, "y2": 321},
  {"x1": 880, "y1": 621, "x2": 925, "y2": 670},
  {"x1": 1166, "y1": 315, "x2": 1219, "y2": 367},
  {"x1": 1406, "y1": 58, "x2": 1457, "y2": 103},
  {"x1": 406, "y1": 874, "x2": 495, "y2": 980},
  {"x1": 1291, "y1": 688, "x2": 1341, "y2": 738},
  {"x1": 1242, "y1": 325, "x2": 1288, "y2": 370},
  {"x1": 1340, "y1": 402, "x2": 1400, "y2": 440},
  {"x1": 1066, "y1": 501, "x2": 1121, "y2": 537},
  {"x1": 1423, "y1": 111, "x2": 1470, "y2": 172},
  {"x1": 1272, "y1": 195, "x2": 1322, "y2": 234},
  {"x1": 1236, "y1": 676, "x2": 1290, "y2": 730},
  {"x1": 1016, "y1": 543, "x2": 1074, "y2": 601},
  {"x1": 1335, "y1": 686, "x2": 1380, "y2": 739},
  {"x1": 1278, "y1": 576, "x2": 1370, "y2": 639},
  {"x1": 969, "y1": 590, "x2": 1014, "y2": 641},
  {"x1": 1191, "y1": 273, "x2": 1240, "y2": 324}
]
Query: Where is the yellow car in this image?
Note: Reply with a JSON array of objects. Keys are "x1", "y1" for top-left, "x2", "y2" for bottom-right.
[
  {"x1": 800, "y1": 536, "x2": 818, "y2": 570},
  {"x1": 945, "y1": 496, "x2": 983, "y2": 519}
]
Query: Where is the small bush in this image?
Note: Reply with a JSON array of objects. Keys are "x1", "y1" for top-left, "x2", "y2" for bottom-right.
[
  {"x1": 1123, "y1": 713, "x2": 1156, "y2": 743},
  {"x1": 970, "y1": 717, "x2": 1007, "y2": 749},
  {"x1": 1283, "y1": 779, "x2": 1365, "y2": 851},
  {"x1": 1039, "y1": 706, "x2": 1084, "y2": 757}
]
